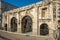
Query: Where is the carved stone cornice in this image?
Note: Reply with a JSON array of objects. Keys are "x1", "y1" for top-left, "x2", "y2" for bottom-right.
[{"x1": 39, "y1": 19, "x2": 51, "y2": 22}]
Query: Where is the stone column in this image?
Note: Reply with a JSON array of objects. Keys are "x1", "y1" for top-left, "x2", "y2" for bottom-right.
[
  {"x1": 7, "y1": 13, "x2": 11, "y2": 31},
  {"x1": 17, "y1": 12, "x2": 21, "y2": 33}
]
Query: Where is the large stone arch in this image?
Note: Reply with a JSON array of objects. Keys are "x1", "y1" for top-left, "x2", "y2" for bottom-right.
[
  {"x1": 40, "y1": 23, "x2": 49, "y2": 35},
  {"x1": 21, "y1": 15, "x2": 32, "y2": 33},
  {"x1": 10, "y1": 17, "x2": 17, "y2": 32}
]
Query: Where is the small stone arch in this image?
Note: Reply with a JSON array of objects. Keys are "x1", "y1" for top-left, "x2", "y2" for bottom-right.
[
  {"x1": 40, "y1": 23, "x2": 49, "y2": 35},
  {"x1": 21, "y1": 15, "x2": 32, "y2": 33},
  {"x1": 10, "y1": 17, "x2": 17, "y2": 32},
  {"x1": 4, "y1": 24, "x2": 7, "y2": 31}
]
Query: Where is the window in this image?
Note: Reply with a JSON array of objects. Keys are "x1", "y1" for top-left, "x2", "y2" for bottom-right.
[
  {"x1": 59, "y1": 8, "x2": 60, "y2": 10},
  {"x1": 58, "y1": 20, "x2": 60, "y2": 26},
  {"x1": 59, "y1": 12, "x2": 60, "y2": 14},
  {"x1": 7, "y1": 7, "x2": 13, "y2": 10},
  {"x1": 53, "y1": 15, "x2": 56, "y2": 18},
  {"x1": 41, "y1": 8, "x2": 47, "y2": 18},
  {"x1": 58, "y1": 20, "x2": 60, "y2": 23},
  {"x1": 53, "y1": 3, "x2": 56, "y2": 21},
  {"x1": 2, "y1": 4, "x2": 7, "y2": 8},
  {"x1": 58, "y1": 16, "x2": 60, "y2": 18}
]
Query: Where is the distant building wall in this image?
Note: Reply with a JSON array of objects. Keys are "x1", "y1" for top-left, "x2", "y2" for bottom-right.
[{"x1": 0, "y1": 0, "x2": 18, "y2": 29}]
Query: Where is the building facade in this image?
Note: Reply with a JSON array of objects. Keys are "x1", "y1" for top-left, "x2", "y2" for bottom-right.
[
  {"x1": 0, "y1": 0, "x2": 18, "y2": 28},
  {"x1": 2, "y1": 0, "x2": 60, "y2": 40}
]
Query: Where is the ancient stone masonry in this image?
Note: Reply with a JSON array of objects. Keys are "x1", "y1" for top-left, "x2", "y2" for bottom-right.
[{"x1": 2, "y1": 0, "x2": 60, "y2": 40}]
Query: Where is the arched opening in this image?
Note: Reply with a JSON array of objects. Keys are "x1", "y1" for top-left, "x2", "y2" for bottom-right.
[
  {"x1": 4, "y1": 24, "x2": 7, "y2": 31},
  {"x1": 11, "y1": 17, "x2": 17, "y2": 32},
  {"x1": 58, "y1": 27, "x2": 60, "y2": 40},
  {"x1": 40, "y1": 23, "x2": 49, "y2": 35},
  {"x1": 21, "y1": 15, "x2": 32, "y2": 33}
]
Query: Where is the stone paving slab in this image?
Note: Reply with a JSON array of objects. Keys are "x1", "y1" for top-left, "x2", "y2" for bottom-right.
[
  {"x1": 0, "y1": 35, "x2": 11, "y2": 40},
  {"x1": 0, "y1": 30, "x2": 54, "y2": 40}
]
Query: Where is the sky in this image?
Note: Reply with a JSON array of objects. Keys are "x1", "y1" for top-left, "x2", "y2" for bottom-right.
[{"x1": 3, "y1": 0, "x2": 42, "y2": 7}]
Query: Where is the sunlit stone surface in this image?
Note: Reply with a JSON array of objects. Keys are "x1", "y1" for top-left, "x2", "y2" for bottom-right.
[{"x1": 2, "y1": 0, "x2": 60, "y2": 40}]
